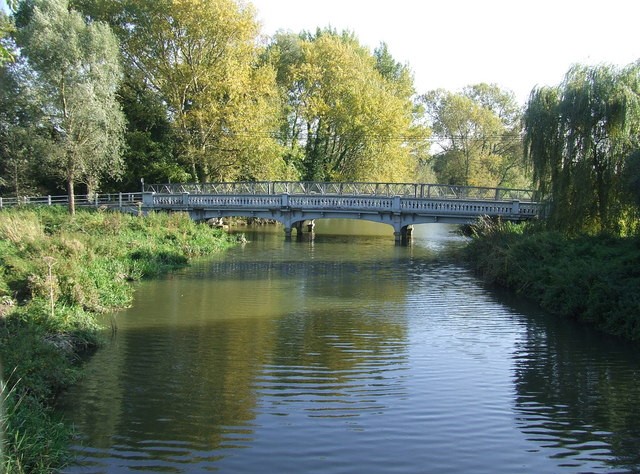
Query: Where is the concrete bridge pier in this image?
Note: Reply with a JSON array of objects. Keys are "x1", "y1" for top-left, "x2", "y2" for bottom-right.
[
  {"x1": 284, "y1": 220, "x2": 316, "y2": 241},
  {"x1": 306, "y1": 220, "x2": 316, "y2": 232},
  {"x1": 394, "y1": 224, "x2": 414, "y2": 245},
  {"x1": 284, "y1": 220, "x2": 309, "y2": 241},
  {"x1": 403, "y1": 225, "x2": 414, "y2": 244}
]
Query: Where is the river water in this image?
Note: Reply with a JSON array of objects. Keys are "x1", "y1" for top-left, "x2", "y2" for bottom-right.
[{"x1": 58, "y1": 222, "x2": 640, "y2": 473}]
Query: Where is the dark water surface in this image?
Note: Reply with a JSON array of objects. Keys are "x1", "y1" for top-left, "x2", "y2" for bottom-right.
[{"x1": 58, "y1": 223, "x2": 640, "y2": 473}]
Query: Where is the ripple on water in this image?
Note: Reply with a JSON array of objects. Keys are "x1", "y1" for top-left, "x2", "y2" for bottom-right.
[{"x1": 59, "y1": 231, "x2": 640, "y2": 474}]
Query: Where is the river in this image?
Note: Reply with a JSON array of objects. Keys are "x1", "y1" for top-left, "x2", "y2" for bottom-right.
[{"x1": 58, "y1": 222, "x2": 640, "y2": 473}]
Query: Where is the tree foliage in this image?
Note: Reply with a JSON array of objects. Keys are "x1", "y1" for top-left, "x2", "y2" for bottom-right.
[
  {"x1": 269, "y1": 30, "x2": 429, "y2": 182},
  {"x1": 3, "y1": 1, "x2": 433, "y2": 191},
  {"x1": 80, "y1": 0, "x2": 286, "y2": 183},
  {"x1": 10, "y1": 0, "x2": 125, "y2": 213},
  {"x1": 106, "y1": 69, "x2": 187, "y2": 191},
  {"x1": 0, "y1": 57, "x2": 47, "y2": 196},
  {"x1": 524, "y1": 63, "x2": 640, "y2": 234},
  {"x1": 0, "y1": 13, "x2": 14, "y2": 64},
  {"x1": 422, "y1": 84, "x2": 526, "y2": 188}
]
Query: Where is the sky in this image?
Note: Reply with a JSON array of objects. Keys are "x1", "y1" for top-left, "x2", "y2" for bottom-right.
[
  {"x1": 2, "y1": 0, "x2": 638, "y2": 105},
  {"x1": 249, "y1": 0, "x2": 640, "y2": 104}
]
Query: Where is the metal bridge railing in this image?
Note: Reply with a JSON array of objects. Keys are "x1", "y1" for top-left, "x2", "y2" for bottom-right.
[
  {"x1": 0, "y1": 193, "x2": 143, "y2": 209},
  {"x1": 145, "y1": 181, "x2": 538, "y2": 202}
]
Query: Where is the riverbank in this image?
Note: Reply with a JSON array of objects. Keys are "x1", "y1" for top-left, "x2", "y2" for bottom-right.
[
  {"x1": 0, "y1": 207, "x2": 234, "y2": 473},
  {"x1": 464, "y1": 219, "x2": 640, "y2": 342}
]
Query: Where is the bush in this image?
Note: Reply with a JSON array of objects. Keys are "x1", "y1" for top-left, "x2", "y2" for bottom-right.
[{"x1": 465, "y1": 220, "x2": 640, "y2": 341}]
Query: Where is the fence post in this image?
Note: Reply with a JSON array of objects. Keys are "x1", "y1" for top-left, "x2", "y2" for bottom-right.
[
  {"x1": 119, "y1": 193, "x2": 123, "y2": 208},
  {"x1": 48, "y1": 195, "x2": 52, "y2": 205},
  {"x1": 0, "y1": 197, "x2": 2, "y2": 208}
]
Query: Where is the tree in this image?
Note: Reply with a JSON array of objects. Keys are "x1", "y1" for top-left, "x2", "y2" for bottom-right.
[
  {"x1": 0, "y1": 17, "x2": 12, "y2": 64},
  {"x1": 422, "y1": 84, "x2": 526, "y2": 188},
  {"x1": 14, "y1": 0, "x2": 125, "y2": 214},
  {"x1": 105, "y1": 69, "x2": 188, "y2": 191},
  {"x1": 82, "y1": 0, "x2": 286, "y2": 183},
  {"x1": 0, "y1": 59, "x2": 48, "y2": 197},
  {"x1": 0, "y1": 1, "x2": 17, "y2": 64},
  {"x1": 269, "y1": 30, "x2": 429, "y2": 182},
  {"x1": 625, "y1": 149, "x2": 640, "y2": 209},
  {"x1": 524, "y1": 63, "x2": 640, "y2": 234}
]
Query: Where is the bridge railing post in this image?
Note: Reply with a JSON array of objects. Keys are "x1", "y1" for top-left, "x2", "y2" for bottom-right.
[
  {"x1": 281, "y1": 193, "x2": 289, "y2": 208},
  {"x1": 511, "y1": 200, "x2": 520, "y2": 215},
  {"x1": 142, "y1": 192, "x2": 155, "y2": 208},
  {"x1": 182, "y1": 192, "x2": 190, "y2": 207},
  {"x1": 393, "y1": 196, "x2": 401, "y2": 214}
]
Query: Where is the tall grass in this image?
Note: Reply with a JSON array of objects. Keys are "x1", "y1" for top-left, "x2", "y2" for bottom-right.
[
  {"x1": 465, "y1": 217, "x2": 640, "y2": 341},
  {"x1": 0, "y1": 207, "x2": 233, "y2": 473},
  {"x1": 1, "y1": 364, "x2": 5, "y2": 474}
]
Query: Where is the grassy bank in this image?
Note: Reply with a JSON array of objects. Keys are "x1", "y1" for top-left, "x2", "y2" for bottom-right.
[
  {"x1": 0, "y1": 207, "x2": 234, "y2": 473},
  {"x1": 464, "y1": 219, "x2": 640, "y2": 342}
]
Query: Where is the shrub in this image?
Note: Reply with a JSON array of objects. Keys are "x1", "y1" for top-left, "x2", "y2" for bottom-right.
[{"x1": 465, "y1": 221, "x2": 640, "y2": 341}]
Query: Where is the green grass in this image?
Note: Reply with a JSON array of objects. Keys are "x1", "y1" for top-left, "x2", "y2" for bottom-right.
[
  {"x1": 465, "y1": 218, "x2": 640, "y2": 341},
  {"x1": 0, "y1": 207, "x2": 233, "y2": 473}
]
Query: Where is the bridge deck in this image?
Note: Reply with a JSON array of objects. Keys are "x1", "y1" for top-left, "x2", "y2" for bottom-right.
[{"x1": 0, "y1": 181, "x2": 542, "y2": 243}]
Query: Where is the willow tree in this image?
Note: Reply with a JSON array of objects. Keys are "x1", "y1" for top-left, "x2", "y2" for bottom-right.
[
  {"x1": 269, "y1": 30, "x2": 429, "y2": 182},
  {"x1": 524, "y1": 63, "x2": 640, "y2": 233},
  {"x1": 15, "y1": 0, "x2": 125, "y2": 214}
]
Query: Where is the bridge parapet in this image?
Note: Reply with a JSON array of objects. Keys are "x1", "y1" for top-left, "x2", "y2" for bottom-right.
[
  {"x1": 145, "y1": 192, "x2": 540, "y2": 219},
  {"x1": 146, "y1": 181, "x2": 539, "y2": 202}
]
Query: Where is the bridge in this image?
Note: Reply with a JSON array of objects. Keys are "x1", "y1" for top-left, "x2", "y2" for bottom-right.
[
  {"x1": 143, "y1": 181, "x2": 542, "y2": 243},
  {"x1": 0, "y1": 181, "x2": 542, "y2": 243}
]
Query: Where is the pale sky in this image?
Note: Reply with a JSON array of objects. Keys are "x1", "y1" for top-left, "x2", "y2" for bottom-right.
[
  {"x1": 2, "y1": 0, "x2": 638, "y2": 105},
  {"x1": 250, "y1": 0, "x2": 640, "y2": 104}
]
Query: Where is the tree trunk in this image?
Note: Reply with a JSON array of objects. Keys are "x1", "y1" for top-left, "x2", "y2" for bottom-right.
[{"x1": 67, "y1": 176, "x2": 75, "y2": 215}]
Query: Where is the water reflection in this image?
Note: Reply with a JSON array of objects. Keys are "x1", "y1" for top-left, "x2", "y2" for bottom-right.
[
  {"x1": 58, "y1": 224, "x2": 640, "y2": 473},
  {"x1": 506, "y1": 294, "x2": 640, "y2": 472},
  {"x1": 259, "y1": 309, "x2": 409, "y2": 419},
  {"x1": 61, "y1": 232, "x2": 410, "y2": 472}
]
